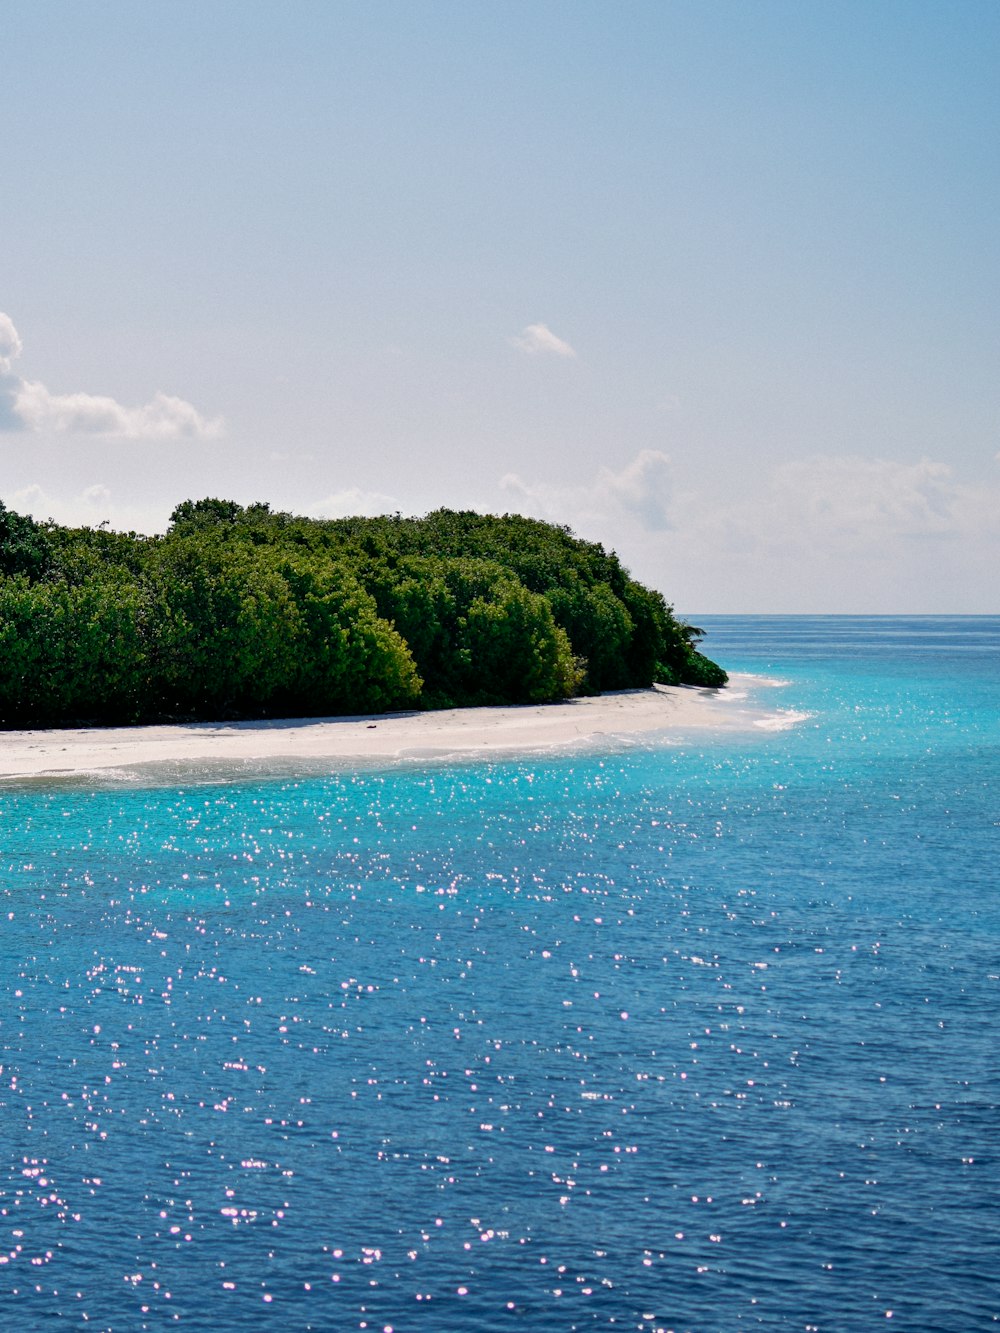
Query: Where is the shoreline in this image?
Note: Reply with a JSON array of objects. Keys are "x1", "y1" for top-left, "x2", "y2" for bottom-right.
[{"x1": 0, "y1": 676, "x2": 805, "y2": 782}]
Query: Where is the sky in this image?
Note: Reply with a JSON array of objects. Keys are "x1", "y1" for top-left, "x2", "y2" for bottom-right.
[{"x1": 1, "y1": 0, "x2": 998, "y2": 612}]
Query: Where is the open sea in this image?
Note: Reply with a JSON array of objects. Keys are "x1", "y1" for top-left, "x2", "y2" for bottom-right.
[{"x1": 1, "y1": 615, "x2": 997, "y2": 1332}]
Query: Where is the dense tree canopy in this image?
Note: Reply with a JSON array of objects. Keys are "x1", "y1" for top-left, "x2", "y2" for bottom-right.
[{"x1": 0, "y1": 499, "x2": 726, "y2": 727}]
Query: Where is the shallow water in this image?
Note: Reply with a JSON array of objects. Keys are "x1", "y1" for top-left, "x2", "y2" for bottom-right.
[{"x1": 1, "y1": 617, "x2": 997, "y2": 1331}]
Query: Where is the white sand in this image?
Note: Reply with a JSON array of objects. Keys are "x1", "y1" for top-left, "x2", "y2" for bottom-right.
[{"x1": 0, "y1": 676, "x2": 804, "y2": 781}]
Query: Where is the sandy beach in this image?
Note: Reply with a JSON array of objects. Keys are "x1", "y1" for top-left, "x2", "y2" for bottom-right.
[{"x1": 0, "y1": 675, "x2": 802, "y2": 781}]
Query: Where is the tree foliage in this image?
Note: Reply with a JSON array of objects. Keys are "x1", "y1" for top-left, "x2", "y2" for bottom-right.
[
  {"x1": 0, "y1": 501, "x2": 53, "y2": 579},
  {"x1": 0, "y1": 498, "x2": 726, "y2": 727}
]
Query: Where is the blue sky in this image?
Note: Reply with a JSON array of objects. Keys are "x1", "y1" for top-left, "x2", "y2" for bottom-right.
[{"x1": 2, "y1": 0, "x2": 998, "y2": 611}]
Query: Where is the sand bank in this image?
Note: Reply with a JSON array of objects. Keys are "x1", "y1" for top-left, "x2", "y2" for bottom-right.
[{"x1": 0, "y1": 676, "x2": 805, "y2": 781}]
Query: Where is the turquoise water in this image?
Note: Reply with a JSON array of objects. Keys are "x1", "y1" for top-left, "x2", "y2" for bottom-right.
[{"x1": 1, "y1": 617, "x2": 997, "y2": 1331}]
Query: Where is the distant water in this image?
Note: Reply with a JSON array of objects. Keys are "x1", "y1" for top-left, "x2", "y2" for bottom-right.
[{"x1": 1, "y1": 616, "x2": 997, "y2": 1332}]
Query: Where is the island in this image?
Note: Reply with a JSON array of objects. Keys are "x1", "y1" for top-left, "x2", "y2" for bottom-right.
[{"x1": 0, "y1": 498, "x2": 726, "y2": 729}]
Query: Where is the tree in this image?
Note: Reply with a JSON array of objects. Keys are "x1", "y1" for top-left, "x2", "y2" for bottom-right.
[{"x1": 0, "y1": 501, "x2": 52, "y2": 579}]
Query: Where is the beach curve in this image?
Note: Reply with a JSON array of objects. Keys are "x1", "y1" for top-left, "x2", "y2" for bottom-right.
[{"x1": 0, "y1": 675, "x2": 799, "y2": 782}]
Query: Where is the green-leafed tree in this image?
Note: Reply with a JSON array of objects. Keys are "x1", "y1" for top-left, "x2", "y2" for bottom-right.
[
  {"x1": 366, "y1": 555, "x2": 580, "y2": 707},
  {"x1": 142, "y1": 538, "x2": 300, "y2": 717},
  {"x1": 0, "y1": 572, "x2": 144, "y2": 725},
  {"x1": 544, "y1": 580, "x2": 634, "y2": 693},
  {"x1": 0, "y1": 501, "x2": 53, "y2": 579},
  {"x1": 272, "y1": 554, "x2": 422, "y2": 715},
  {"x1": 0, "y1": 496, "x2": 726, "y2": 727}
]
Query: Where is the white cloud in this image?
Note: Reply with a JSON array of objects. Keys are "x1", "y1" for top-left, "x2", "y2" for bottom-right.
[
  {"x1": 497, "y1": 448, "x2": 1000, "y2": 612},
  {"x1": 682, "y1": 454, "x2": 1000, "y2": 611},
  {"x1": 310, "y1": 487, "x2": 402, "y2": 519},
  {"x1": 13, "y1": 381, "x2": 222, "y2": 439},
  {"x1": 767, "y1": 455, "x2": 959, "y2": 541},
  {"x1": 509, "y1": 322, "x2": 577, "y2": 358},
  {"x1": 0, "y1": 313, "x2": 23, "y2": 373},
  {"x1": 1, "y1": 483, "x2": 171, "y2": 533},
  {"x1": 502, "y1": 448, "x2": 675, "y2": 533},
  {"x1": 600, "y1": 449, "x2": 676, "y2": 531},
  {"x1": 0, "y1": 312, "x2": 222, "y2": 439},
  {"x1": 6, "y1": 483, "x2": 48, "y2": 513},
  {"x1": 696, "y1": 454, "x2": 992, "y2": 560}
]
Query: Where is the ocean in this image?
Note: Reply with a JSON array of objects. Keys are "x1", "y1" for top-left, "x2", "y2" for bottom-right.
[{"x1": 1, "y1": 616, "x2": 997, "y2": 1332}]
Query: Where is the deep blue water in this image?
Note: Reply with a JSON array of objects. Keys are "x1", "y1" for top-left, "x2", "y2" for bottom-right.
[{"x1": 1, "y1": 616, "x2": 997, "y2": 1332}]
